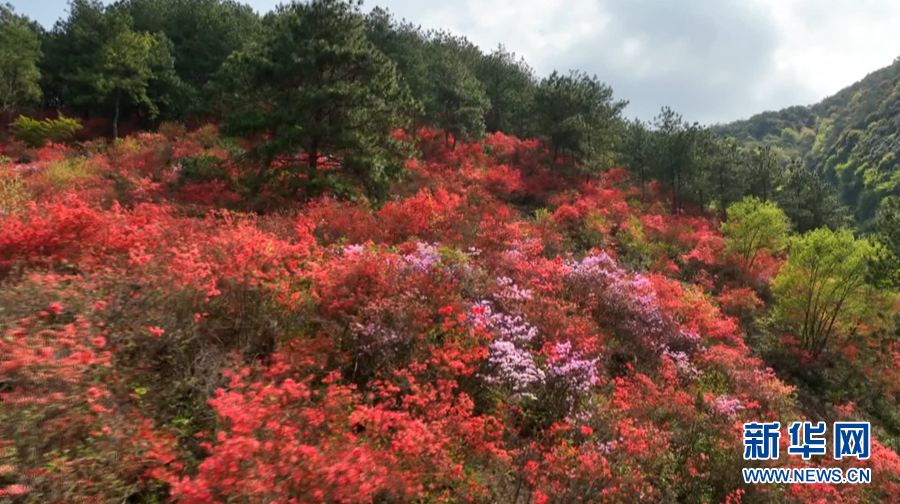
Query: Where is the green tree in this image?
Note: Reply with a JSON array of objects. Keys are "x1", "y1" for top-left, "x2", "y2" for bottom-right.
[
  {"x1": 651, "y1": 107, "x2": 696, "y2": 213},
  {"x1": 214, "y1": 0, "x2": 412, "y2": 196},
  {"x1": 877, "y1": 196, "x2": 900, "y2": 257},
  {"x1": 114, "y1": 0, "x2": 261, "y2": 117},
  {"x1": 0, "y1": 4, "x2": 42, "y2": 121},
  {"x1": 535, "y1": 70, "x2": 627, "y2": 167},
  {"x1": 722, "y1": 196, "x2": 791, "y2": 270},
  {"x1": 744, "y1": 145, "x2": 784, "y2": 201},
  {"x1": 620, "y1": 119, "x2": 654, "y2": 202},
  {"x1": 95, "y1": 30, "x2": 175, "y2": 138},
  {"x1": 365, "y1": 7, "x2": 428, "y2": 118},
  {"x1": 686, "y1": 126, "x2": 724, "y2": 209},
  {"x1": 475, "y1": 44, "x2": 536, "y2": 137},
  {"x1": 869, "y1": 196, "x2": 900, "y2": 289},
  {"x1": 775, "y1": 159, "x2": 850, "y2": 233},
  {"x1": 41, "y1": 0, "x2": 130, "y2": 112},
  {"x1": 42, "y1": 0, "x2": 178, "y2": 133},
  {"x1": 422, "y1": 34, "x2": 489, "y2": 150},
  {"x1": 711, "y1": 137, "x2": 747, "y2": 212},
  {"x1": 773, "y1": 228, "x2": 875, "y2": 356},
  {"x1": 118, "y1": 0, "x2": 259, "y2": 89}
]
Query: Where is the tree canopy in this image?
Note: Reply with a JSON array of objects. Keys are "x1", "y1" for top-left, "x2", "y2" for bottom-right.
[
  {"x1": 773, "y1": 228, "x2": 875, "y2": 356},
  {"x1": 422, "y1": 36, "x2": 490, "y2": 150},
  {"x1": 214, "y1": 0, "x2": 412, "y2": 195},
  {"x1": 0, "y1": 4, "x2": 43, "y2": 119},
  {"x1": 722, "y1": 196, "x2": 791, "y2": 271},
  {"x1": 113, "y1": 0, "x2": 260, "y2": 117},
  {"x1": 534, "y1": 70, "x2": 627, "y2": 167},
  {"x1": 0, "y1": 0, "x2": 881, "y2": 224},
  {"x1": 714, "y1": 57, "x2": 900, "y2": 229},
  {"x1": 95, "y1": 30, "x2": 176, "y2": 138}
]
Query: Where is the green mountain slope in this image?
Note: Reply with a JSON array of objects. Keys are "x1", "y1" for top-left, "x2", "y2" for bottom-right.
[{"x1": 715, "y1": 56, "x2": 900, "y2": 229}]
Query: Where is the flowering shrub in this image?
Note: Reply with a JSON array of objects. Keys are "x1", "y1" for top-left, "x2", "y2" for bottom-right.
[
  {"x1": 483, "y1": 163, "x2": 523, "y2": 197},
  {"x1": 565, "y1": 252, "x2": 675, "y2": 349},
  {"x1": 0, "y1": 276, "x2": 182, "y2": 502},
  {"x1": 716, "y1": 286, "x2": 764, "y2": 320},
  {"x1": 2, "y1": 127, "x2": 900, "y2": 504},
  {"x1": 377, "y1": 188, "x2": 465, "y2": 243}
]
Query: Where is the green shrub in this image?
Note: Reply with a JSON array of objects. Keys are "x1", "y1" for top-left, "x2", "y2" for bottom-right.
[
  {"x1": 191, "y1": 124, "x2": 219, "y2": 149},
  {"x1": 217, "y1": 136, "x2": 246, "y2": 159},
  {"x1": 45, "y1": 115, "x2": 83, "y2": 143},
  {"x1": 11, "y1": 114, "x2": 83, "y2": 148},
  {"x1": 42, "y1": 159, "x2": 94, "y2": 188},
  {"x1": 9, "y1": 116, "x2": 44, "y2": 147},
  {"x1": 178, "y1": 154, "x2": 228, "y2": 185},
  {"x1": 158, "y1": 121, "x2": 186, "y2": 139},
  {"x1": 0, "y1": 174, "x2": 31, "y2": 214}
]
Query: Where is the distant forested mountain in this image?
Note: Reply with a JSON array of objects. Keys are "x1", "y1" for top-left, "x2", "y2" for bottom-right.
[{"x1": 715, "y1": 56, "x2": 900, "y2": 229}]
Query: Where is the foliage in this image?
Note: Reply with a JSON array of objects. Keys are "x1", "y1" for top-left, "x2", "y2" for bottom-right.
[
  {"x1": 476, "y1": 45, "x2": 537, "y2": 138},
  {"x1": 869, "y1": 196, "x2": 900, "y2": 289},
  {"x1": 773, "y1": 228, "x2": 875, "y2": 356},
  {"x1": 10, "y1": 114, "x2": 83, "y2": 148},
  {"x1": 157, "y1": 120, "x2": 186, "y2": 139},
  {"x1": 722, "y1": 196, "x2": 791, "y2": 271},
  {"x1": 775, "y1": 159, "x2": 850, "y2": 233},
  {"x1": 744, "y1": 145, "x2": 782, "y2": 201},
  {"x1": 0, "y1": 4, "x2": 42, "y2": 118},
  {"x1": 96, "y1": 29, "x2": 177, "y2": 138},
  {"x1": 14, "y1": 0, "x2": 896, "y2": 234},
  {"x1": 0, "y1": 172, "x2": 30, "y2": 214},
  {"x1": 716, "y1": 58, "x2": 900, "y2": 228},
  {"x1": 40, "y1": 0, "x2": 180, "y2": 138},
  {"x1": 3, "y1": 126, "x2": 900, "y2": 504},
  {"x1": 534, "y1": 70, "x2": 627, "y2": 167},
  {"x1": 214, "y1": 0, "x2": 412, "y2": 196},
  {"x1": 422, "y1": 34, "x2": 491, "y2": 150},
  {"x1": 115, "y1": 0, "x2": 261, "y2": 117},
  {"x1": 365, "y1": 10, "x2": 537, "y2": 141},
  {"x1": 649, "y1": 107, "x2": 697, "y2": 212},
  {"x1": 42, "y1": 0, "x2": 132, "y2": 111},
  {"x1": 620, "y1": 118, "x2": 655, "y2": 201},
  {"x1": 617, "y1": 110, "x2": 851, "y2": 228},
  {"x1": 4, "y1": 2, "x2": 900, "y2": 502},
  {"x1": 876, "y1": 196, "x2": 900, "y2": 260}
]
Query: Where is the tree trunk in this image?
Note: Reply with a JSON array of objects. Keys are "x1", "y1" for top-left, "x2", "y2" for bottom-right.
[
  {"x1": 113, "y1": 90, "x2": 121, "y2": 140},
  {"x1": 672, "y1": 170, "x2": 679, "y2": 215},
  {"x1": 640, "y1": 167, "x2": 646, "y2": 203},
  {"x1": 308, "y1": 140, "x2": 319, "y2": 172},
  {"x1": 718, "y1": 169, "x2": 725, "y2": 210},
  {"x1": 257, "y1": 152, "x2": 272, "y2": 179}
]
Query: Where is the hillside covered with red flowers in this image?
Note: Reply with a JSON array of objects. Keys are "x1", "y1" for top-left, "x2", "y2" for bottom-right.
[{"x1": 3, "y1": 127, "x2": 900, "y2": 504}]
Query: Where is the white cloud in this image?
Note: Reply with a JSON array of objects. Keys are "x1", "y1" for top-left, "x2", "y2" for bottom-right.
[
  {"x1": 390, "y1": 0, "x2": 610, "y2": 76},
  {"x1": 750, "y1": 0, "x2": 900, "y2": 105},
  {"x1": 368, "y1": 0, "x2": 900, "y2": 123}
]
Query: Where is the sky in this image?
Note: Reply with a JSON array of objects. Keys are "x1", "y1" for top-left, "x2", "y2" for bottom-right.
[{"x1": 12, "y1": 0, "x2": 900, "y2": 124}]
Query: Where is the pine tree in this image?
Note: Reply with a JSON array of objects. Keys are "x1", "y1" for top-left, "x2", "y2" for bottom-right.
[
  {"x1": 214, "y1": 0, "x2": 413, "y2": 195},
  {"x1": 0, "y1": 4, "x2": 42, "y2": 121}
]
